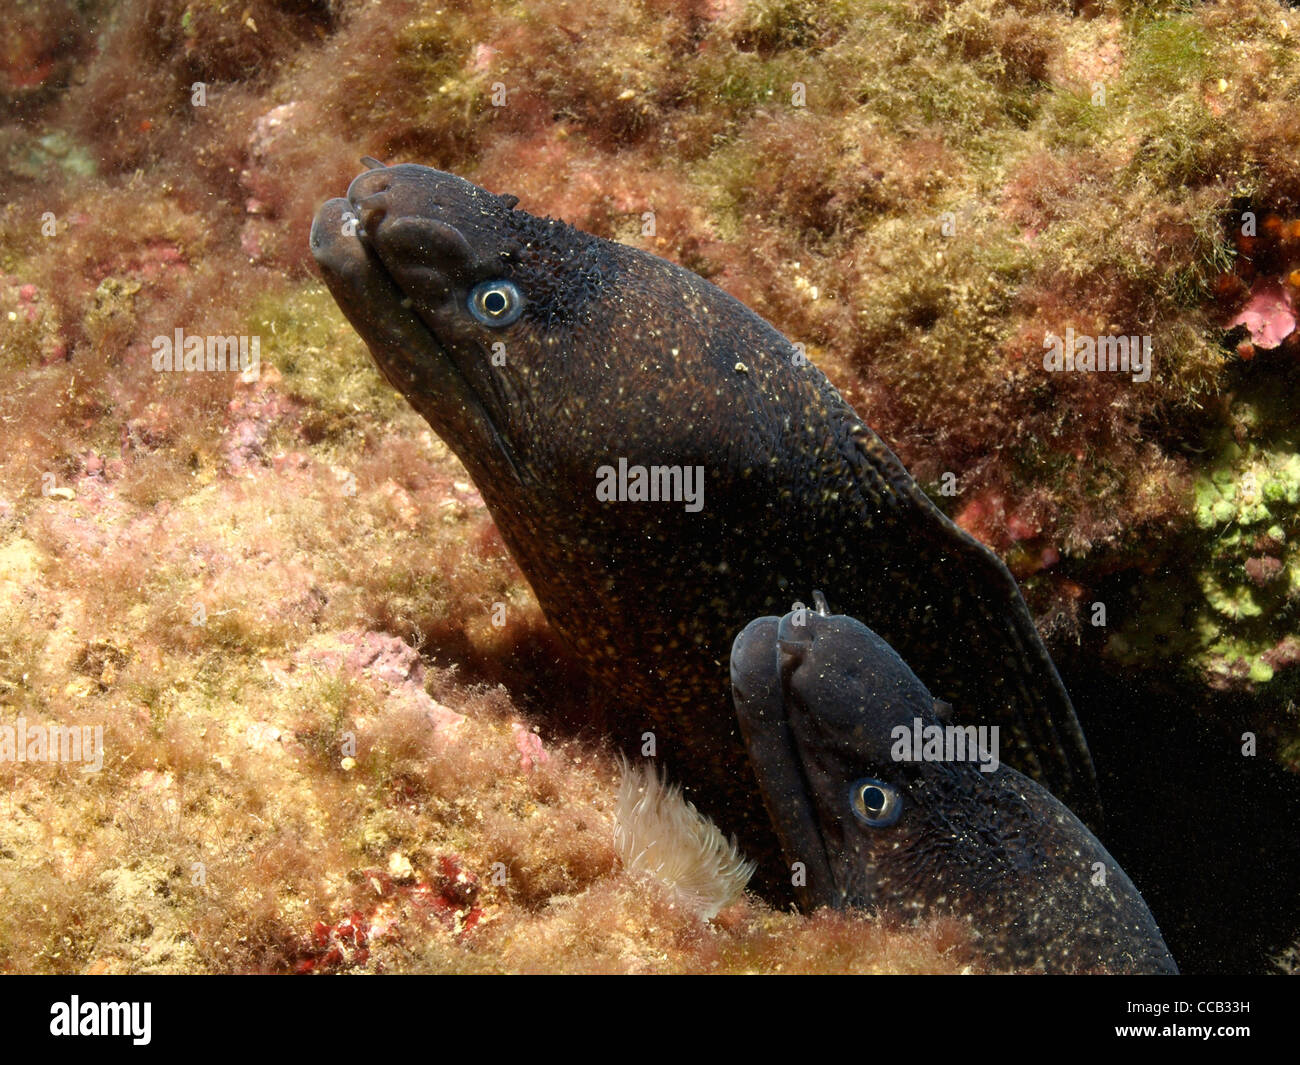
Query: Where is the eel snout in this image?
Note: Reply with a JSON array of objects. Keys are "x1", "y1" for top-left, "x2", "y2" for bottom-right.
[{"x1": 308, "y1": 197, "x2": 364, "y2": 277}]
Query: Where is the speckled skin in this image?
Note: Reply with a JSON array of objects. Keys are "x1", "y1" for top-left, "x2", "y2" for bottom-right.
[
  {"x1": 310, "y1": 163, "x2": 1101, "y2": 880},
  {"x1": 731, "y1": 605, "x2": 1176, "y2": 973}
]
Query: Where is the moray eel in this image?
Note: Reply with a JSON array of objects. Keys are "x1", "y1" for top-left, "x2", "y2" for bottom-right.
[
  {"x1": 730, "y1": 597, "x2": 1176, "y2": 973},
  {"x1": 310, "y1": 162, "x2": 1102, "y2": 880}
]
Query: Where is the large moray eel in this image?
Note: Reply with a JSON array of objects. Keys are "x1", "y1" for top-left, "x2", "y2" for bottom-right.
[
  {"x1": 309, "y1": 161, "x2": 1102, "y2": 881},
  {"x1": 730, "y1": 597, "x2": 1175, "y2": 973}
]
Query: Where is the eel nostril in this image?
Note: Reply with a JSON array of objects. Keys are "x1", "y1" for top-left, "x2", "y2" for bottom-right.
[
  {"x1": 776, "y1": 609, "x2": 813, "y2": 658},
  {"x1": 354, "y1": 193, "x2": 389, "y2": 236},
  {"x1": 344, "y1": 167, "x2": 392, "y2": 206}
]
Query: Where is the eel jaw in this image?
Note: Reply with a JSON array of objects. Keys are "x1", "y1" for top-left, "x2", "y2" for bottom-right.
[
  {"x1": 309, "y1": 196, "x2": 531, "y2": 487},
  {"x1": 730, "y1": 616, "x2": 842, "y2": 909}
]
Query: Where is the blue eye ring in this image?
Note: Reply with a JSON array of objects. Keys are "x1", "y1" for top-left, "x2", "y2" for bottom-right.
[
  {"x1": 849, "y1": 777, "x2": 902, "y2": 827},
  {"x1": 468, "y1": 279, "x2": 524, "y2": 327}
]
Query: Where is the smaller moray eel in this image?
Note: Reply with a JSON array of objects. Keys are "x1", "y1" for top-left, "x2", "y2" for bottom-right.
[{"x1": 730, "y1": 596, "x2": 1177, "y2": 974}]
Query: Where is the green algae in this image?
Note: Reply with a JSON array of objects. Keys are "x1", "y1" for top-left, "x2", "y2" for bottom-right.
[
  {"x1": 84, "y1": 276, "x2": 142, "y2": 359},
  {"x1": 332, "y1": 8, "x2": 488, "y2": 164},
  {"x1": 1128, "y1": 17, "x2": 1213, "y2": 90},
  {"x1": 246, "y1": 284, "x2": 412, "y2": 445},
  {"x1": 735, "y1": 0, "x2": 852, "y2": 54},
  {"x1": 5, "y1": 130, "x2": 96, "y2": 182},
  {"x1": 1112, "y1": 396, "x2": 1300, "y2": 715}
]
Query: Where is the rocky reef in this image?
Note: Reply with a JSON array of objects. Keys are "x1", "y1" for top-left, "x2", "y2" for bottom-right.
[{"x1": 3, "y1": 0, "x2": 1300, "y2": 972}]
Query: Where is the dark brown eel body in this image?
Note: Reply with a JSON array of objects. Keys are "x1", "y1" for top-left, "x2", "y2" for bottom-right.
[{"x1": 309, "y1": 162, "x2": 1102, "y2": 893}]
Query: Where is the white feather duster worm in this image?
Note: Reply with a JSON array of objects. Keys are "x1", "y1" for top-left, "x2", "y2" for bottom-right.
[{"x1": 614, "y1": 758, "x2": 756, "y2": 920}]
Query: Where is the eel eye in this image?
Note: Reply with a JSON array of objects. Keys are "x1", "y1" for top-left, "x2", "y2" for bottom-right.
[
  {"x1": 850, "y1": 777, "x2": 902, "y2": 828},
  {"x1": 468, "y1": 279, "x2": 524, "y2": 327}
]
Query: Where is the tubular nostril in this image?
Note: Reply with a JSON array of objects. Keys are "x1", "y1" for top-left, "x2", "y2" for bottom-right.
[
  {"x1": 776, "y1": 610, "x2": 813, "y2": 683},
  {"x1": 344, "y1": 167, "x2": 392, "y2": 206},
  {"x1": 353, "y1": 193, "x2": 390, "y2": 238},
  {"x1": 777, "y1": 608, "x2": 814, "y2": 655}
]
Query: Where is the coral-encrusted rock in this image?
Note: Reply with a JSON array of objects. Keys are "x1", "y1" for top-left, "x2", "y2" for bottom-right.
[
  {"x1": 338, "y1": 630, "x2": 425, "y2": 688},
  {"x1": 1245, "y1": 555, "x2": 1284, "y2": 586},
  {"x1": 240, "y1": 103, "x2": 300, "y2": 263},
  {"x1": 222, "y1": 378, "x2": 297, "y2": 475},
  {"x1": 291, "y1": 854, "x2": 493, "y2": 973},
  {"x1": 512, "y1": 721, "x2": 550, "y2": 772},
  {"x1": 278, "y1": 630, "x2": 467, "y2": 743},
  {"x1": 121, "y1": 402, "x2": 174, "y2": 454}
]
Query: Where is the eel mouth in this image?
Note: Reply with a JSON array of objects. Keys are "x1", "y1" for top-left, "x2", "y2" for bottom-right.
[
  {"x1": 309, "y1": 177, "x2": 530, "y2": 486},
  {"x1": 730, "y1": 615, "x2": 842, "y2": 907}
]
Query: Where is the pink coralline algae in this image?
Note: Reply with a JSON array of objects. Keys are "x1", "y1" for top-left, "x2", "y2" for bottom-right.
[
  {"x1": 512, "y1": 722, "x2": 550, "y2": 772},
  {"x1": 240, "y1": 103, "x2": 301, "y2": 262},
  {"x1": 274, "y1": 630, "x2": 468, "y2": 744},
  {"x1": 1228, "y1": 278, "x2": 1297, "y2": 351},
  {"x1": 221, "y1": 374, "x2": 297, "y2": 475},
  {"x1": 954, "y1": 491, "x2": 1061, "y2": 576}
]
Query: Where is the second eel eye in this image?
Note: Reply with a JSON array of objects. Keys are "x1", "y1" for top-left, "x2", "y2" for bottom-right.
[
  {"x1": 850, "y1": 777, "x2": 902, "y2": 828},
  {"x1": 468, "y1": 279, "x2": 524, "y2": 327}
]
